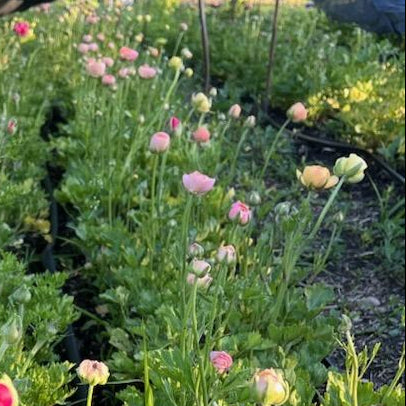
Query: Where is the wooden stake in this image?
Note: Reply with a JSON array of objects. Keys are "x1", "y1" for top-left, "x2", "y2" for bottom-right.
[{"x1": 198, "y1": 0, "x2": 211, "y2": 93}]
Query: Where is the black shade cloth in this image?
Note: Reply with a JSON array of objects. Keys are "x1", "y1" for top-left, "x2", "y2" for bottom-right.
[
  {"x1": 0, "y1": 0, "x2": 55, "y2": 15},
  {"x1": 314, "y1": 0, "x2": 405, "y2": 34}
]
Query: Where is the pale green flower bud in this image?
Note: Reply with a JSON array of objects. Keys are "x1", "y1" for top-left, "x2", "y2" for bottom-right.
[
  {"x1": 77, "y1": 360, "x2": 110, "y2": 386},
  {"x1": 254, "y1": 369, "x2": 289, "y2": 405},
  {"x1": 334, "y1": 154, "x2": 368, "y2": 184}
]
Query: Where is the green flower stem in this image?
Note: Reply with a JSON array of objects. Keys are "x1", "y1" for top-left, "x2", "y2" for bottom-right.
[
  {"x1": 180, "y1": 196, "x2": 194, "y2": 359},
  {"x1": 346, "y1": 331, "x2": 359, "y2": 406},
  {"x1": 191, "y1": 283, "x2": 209, "y2": 406},
  {"x1": 173, "y1": 32, "x2": 185, "y2": 56},
  {"x1": 157, "y1": 153, "x2": 168, "y2": 216},
  {"x1": 230, "y1": 127, "x2": 250, "y2": 181},
  {"x1": 150, "y1": 155, "x2": 160, "y2": 270},
  {"x1": 260, "y1": 119, "x2": 290, "y2": 180},
  {"x1": 86, "y1": 385, "x2": 95, "y2": 406},
  {"x1": 383, "y1": 344, "x2": 405, "y2": 401},
  {"x1": 0, "y1": 342, "x2": 8, "y2": 362},
  {"x1": 309, "y1": 176, "x2": 346, "y2": 241}
]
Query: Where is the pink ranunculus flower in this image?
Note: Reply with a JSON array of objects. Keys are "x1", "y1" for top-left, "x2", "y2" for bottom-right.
[
  {"x1": 88, "y1": 43, "x2": 99, "y2": 52},
  {"x1": 150, "y1": 132, "x2": 171, "y2": 153},
  {"x1": 102, "y1": 74, "x2": 116, "y2": 86},
  {"x1": 102, "y1": 57, "x2": 115, "y2": 67},
  {"x1": 217, "y1": 245, "x2": 237, "y2": 265},
  {"x1": 86, "y1": 15, "x2": 100, "y2": 25},
  {"x1": 210, "y1": 351, "x2": 233, "y2": 374},
  {"x1": 138, "y1": 64, "x2": 157, "y2": 79},
  {"x1": 7, "y1": 119, "x2": 17, "y2": 135},
  {"x1": 82, "y1": 34, "x2": 93, "y2": 43},
  {"x1": 0, "y1": 374, "x2": 19, "y2": 406},
  {"x1": 191, "y1": 259, "x2": 211, "y2": 276},
  {"x1": 169, "y1": 117, "x2": 181, "y2": 132},
  {"x1": 97, "y1": 33, "x2": 106, "y2": 42},
  {"x1": 193, "y1": 127, "x2": 211, "y2": 143},
  {"x1": 78, "y1": 43, "x2": 90, "y2": 54},
  {"x1": 77, "y1": 360, "x2": 110, "y2": 386},
  {"x1": 287, "y1": 102, "x2": 308, "y2": 123},
  {"x1": 86, "y1": 60, "x2": 106, "y2": 78},
  {"x1": 118, "y1": 68, "x2": 131, "y2": 79},
  {"x1": 182, "y1": 171, "x2": 216, "y2": 196},
  {"x1": 229, "y1": 104, "x2": 242, "y2": 119},
  {"x1": 187, "y1": 273, "x2": 213, "y2": 288},
  {"x1": 119, "y1": 47, "x2": 139, "y2": 62},
  {"x1": 13, "y1": 21, "x2": 30, "y2": 37},
  {"x1": 229, "y1": 201, "x2": 252, "y2": 226}
]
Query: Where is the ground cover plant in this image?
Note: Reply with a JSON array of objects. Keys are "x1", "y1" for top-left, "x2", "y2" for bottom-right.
[{"x1": 0, "y1": 1, "x2": 404, "y2": 405}]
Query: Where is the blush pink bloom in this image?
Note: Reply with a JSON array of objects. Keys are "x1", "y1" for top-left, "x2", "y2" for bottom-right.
[
  {"x1": 39, "y1": 3, "x2": 51, "y2": 12},
  {"x1": 88, "y1": 43, "x2": 99, "y2": 52},
  {"x1": 229, "y1": 104, "x2": 242, "y2": 119},
  {"x1": 169, "y1": 117, "x2": 181, "y2": 132},
  {"x1": 118, "y1": 68, "x2": 131, "y2": 78},
  {"x1": 77, "y1": 360, "x2": 110, "y2": 386},
  {"x1": 82, "y1": 34, "x2": 93, "y2": 43},
  {"x1": 138, "y1": 64, "x2": 157, "y2": 79},
  {"x1": 182, "y1": 171, "x2": 216, "y2": 195},
  {"x1": 13, "y1": 21, "x2": 30, "y2": 37},
  {"x1": 217, "y1": 245, "x2": 237, "y2": 264},
  {"x1": 229, "y1": 201, "x2": 252, "y2": 226},
  {"x1": 191, "y1": 259, "x2": 211, "y2": 276},
  {"x1": 86, "y1": 15, "x2": 100, "y2": 24},
  {"x1": 150, "y1": 132, "x2": 171, "y2": 153},
  {"x1": 102, "y1": 75, "x2": 116, "y2": 86},
  {"x1": 102, "y1": 57, "x2": 114, "y2": 67},
  {"x1": 78, "y1": 43, "x2": 90, "y2": 54},
  {"x1": 287, "y1": 102, "x2": 308, "y2": 123},
  {"x1": 86, "y1": 60, "x2": 106, "y2": 78},
  {"x1": 210, "y1": 351, "x2": 233, "y2": 374},
  {"x1": 7, "y1": 119, "x2": 17, "y2": 135},
  {"x1": 119, "y1": 47, "x2": 139, "y2": 61},
  {"x1": 193, "y1": 127, "x2": 211, "y2": 143},
  {"x1": 187, "y1": 273, "x2": 213, "y2": 288},
  {"x1": 108, "y1": 42, "x2": 116, "y2": 50},
  {"x1": 97, "y1": 33, "x2": 106, "y2": 42}
]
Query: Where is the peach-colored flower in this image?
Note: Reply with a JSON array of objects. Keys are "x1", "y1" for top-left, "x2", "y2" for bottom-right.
[
  {"x1": 97, "y1": 33, "x2": 106, "y2": 42},
  {"x1": 182, "y1": 171, "x2": 216, "y2": 195},
  {"x1": 0, "y1": 374, "x2": 19, "y2": 406},
  {"x1": 138, "y1": 64, "x2": 157, "y2": 79},
  {"x1": 86, "y1": 60, "x2": 106, "y2": 78},
  {"x1": 287, "y1": 102, "x2": 308, "y2": 123},
  {"x1": 254, "y1": 369, "x2": 289, "y2": 405},
  {"x1": 102, "y1": 75, "x2": 116, "y2": 86},
  {"x1": 148, "y1": 47, "x2": 160, "y2": 58},
  {"x1": 193, "y1": 127, "x2": 211, "y2": 143},
  {"x1": 119, "y1": 47, "x2": 139, "y2": 61},
  {"x1": 296, "y1": 166, "x2": 339, "y2": 190},
  {"x1": 229, "y1": 201, "x2": 252, "y2": 225},
  {"x1": 77, "y1": 360, "x2": 110, "y2": 386},
  {"x1": 86, "y1": 15, "x2": 100, "y2": 24},
  {"x1": 150, "y1": 132, "x2": 171, "y2": 153},
  {"x1": 187, "y1": 273, "x2": 213, "y2": 288},
  {"x1": 7, "y1": 119, "x2": 17, "y2": 135},
  {"x1": 229, "y1": 104, "x2": 242, "y2": 119},
  {"x1": 217, "y1": 245, "x2": 237, "y2": 264},
  {"x1": 210, "y1": 351, "x2": 233, "y2": 374}
]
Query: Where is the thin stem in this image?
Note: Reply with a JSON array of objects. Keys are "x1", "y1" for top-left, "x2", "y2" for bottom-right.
[
  {"x1": 260, "y1": 119, "x2": 290, "y2": 179},
  {"x1": 383, "y1": 345, "x2": 405, "y2": 401},
  {"x1": 198, "y1": 0, "x2": 211, "y2": 93},
  {"x1": 264, "y1": 0, "x2": 281, "y2": 108},
  {"x1": 230, "y1": 128, "x2": 250, "y2": 181},
  {"x1": 0, "y1": 342, "x2": 8, "y2": 362},
  {"x1": 309, "y1": 177, "x2": 346, "y2": 241},
  {"x1": 346, "y1": 331, "x2": 359, "y2": 406},
  {"x1": 86, "y1": 385, "x2": 95, "y2": 406},
  {"x1": 191, "y1": 284, "x2": 209, "y2": 406},
  {"x1": 150, "y1": 155, "x2": 159, "y2": 270}
]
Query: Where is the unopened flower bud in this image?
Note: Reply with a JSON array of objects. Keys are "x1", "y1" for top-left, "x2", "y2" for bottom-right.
[
  {"x1": 334, "y1": 154, "x2": 368, "y2": 184},
  {"x1": 217, "y1": 245, "x2": 237, "y2": 265},
  {"x1": 11, "y1": 285, "x2": 31, "y2": 304},
  {"x1": 209, "y1": 87, "x2": 218, "y2": 97},
  {"x1": 168, "y1": 56, "x2": 183, "y2": 71},
  {"x1": 248, "y1": 191, "x2": 262, "y2": 206},
  {"x1": 185, "y1": 68, "x2": 194, "y2": 78},
  {"x1": 296, "y1": 166, "x2": 339, "y2": 190},
  {"x1": 181, "y1": 48, "x2": 193, "y2": 60},
  {"x1": 244, "y1": 115, "x2": 256, "y2": 128},
  {"x1": 229, "y1": 104, "x2": 242, "y2": 119},
  {"x1": 1, "y1": 318, "x2": 21, "y2": 345},
  {"x1": 77, "y1": 360, "x2": 110, "y2": 386},
  {"x1": 191, "y1": 259, "x2": 211, "y2": 276},
  {"x1": 189, "y1": 243, "x2": 205, "y2": 258},
  {"x1": 287, "y1": 102, "x2": 308, "y2": 123},
  {"x1": 192, "y1": 93, "x2": 211, "y2": 113},
  {"x1": 254, "y1": 369, "x2": 289, "y2": 405}
]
